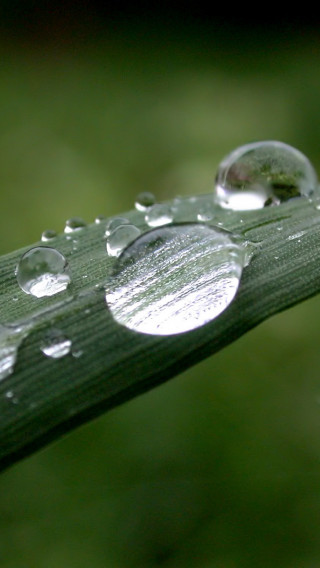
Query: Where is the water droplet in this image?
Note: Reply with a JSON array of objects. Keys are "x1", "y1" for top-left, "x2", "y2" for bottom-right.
[
  {"x1": 41, "y1": 229, "x2": 57, "y2": 242},
  {"x1": 95, "y1": 215, "x2": 106, "y2": 224},
  {"x1": 0, "y1": 324, "x2": 30, "y2": 381},
  {"x1": 40, "y1": 329, "x2": 72, "y2": 359},
  {"x1": 106, "y1": 223, "x2": 248, "y2": 335},
  {"x1": 64, "y1": 217, "x2": 86, "y2": 233},
  {"x1": 135, "y1": 192, "x2": 156, "y2": 211},
  {"x1": 214, "y1": 141, "x2": 318, "y2": 210},
  {"x1": 16, "y1": 247, "x2": 71, "y2": 298},
  {"x1": 145, "y1": 204, "x2": 173, "y2": 227},
  {"x1": 197, "y1": 210, "x2": 213, "y2": 222},
  {"x1": 105, "y1": 217, "x2": 130, "y2": 237},
  {"x1": 5, "y1": 390, "x2": 19, "y2": 404},
  {"x1": 107, "y1": 224, "x2": 141, "y2": 257},
  {"x1": 72, "y1": 348, "x2": 83, "y2": 358}
]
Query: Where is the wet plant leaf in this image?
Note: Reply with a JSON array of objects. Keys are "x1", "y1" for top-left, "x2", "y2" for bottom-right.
[{"x1": 1, "y1": 194, "x2": 320, "y2": 471}]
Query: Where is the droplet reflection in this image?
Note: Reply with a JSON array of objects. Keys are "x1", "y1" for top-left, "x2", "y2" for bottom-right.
[{"x1": 106, "y1": 223, "x2": 248, "y2": 335}]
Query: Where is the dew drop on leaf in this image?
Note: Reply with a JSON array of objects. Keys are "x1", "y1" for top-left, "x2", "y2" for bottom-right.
[
  {"x1": 40, "y1": 329, "x2": 72, "y2": 359},
  {"x1": 64, "y1": 217, "x2": 86, "y2": 233},
  {"x1": 5, "y1": 390, "x2": 19, "y2": 404},
  {"x1": 214, "y1": 141, "x2": 318, "y2": 210},
  {"x1": 135, "y1": 191, "x2": 156, "y2": 211},
  {"x1": 41, "y1": 229, "x2": 57, "y2": 242},
  {"x1": 145, "y1": 204, "x2": 174, "y2": 227},
  {"x1": 16, "y1": 247, "x2": 71, "y2": 298},
  {"x1": 0, "y1": 324, "x2": 30, "y2": 381},
  {"x1": 105, "y1": 223, "x2": 250, "y2": 335},
  {"x1": 105, "y1": 217, "x2": 130, "y2": 237},
  {"x1": 106, "y1": 224, "x2": 141, "y2": 257},
  {"x1": 95, "y1": 215, "x2": 106, "y2": 224}
]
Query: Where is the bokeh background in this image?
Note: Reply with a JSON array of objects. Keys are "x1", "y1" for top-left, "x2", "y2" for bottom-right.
[{"x1": 2, "y1": 6, "x2": 320, "y2": 567}]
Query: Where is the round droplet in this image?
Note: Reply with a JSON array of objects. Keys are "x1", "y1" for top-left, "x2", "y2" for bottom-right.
[
  {"x1": 41, "y1": 229, "x2": 57, "y2": 242},
  {"x1": 95, "y1": 215, "x2": 106, "y2": 224},
  {"x1": 105, "y1": 223, "x2": 247, "y2": 335},
  {"x1": 105, "y1": 217, "x2": 130, "y2": 237},
  {"x1": 135, "y1": 192, "x2": 156, "y2": 211},
  {"x1": 16, "y1": 247, "x2": 71, "y2": 298},
  {"x1": 107, "y1": 224, "x2": 141, "y2": 257},
  {"x1": 197, "y1": 210, "x2": 213, "y2": 222},
  {"x1": 41, "y1": 329, "x2": 72, "y2": 359},
  {"x1": 214, "y1": 141, "x2": 318, "y2": 210},
  {"x1": 5, "y1": 390, "x2": 19, "y2": 404},
  {"x1": 64, "y1": 217, "x2": 86, "y2": 233},
  {"x1": 145, "y1": 204, "x2": 173, "y2": 227}
]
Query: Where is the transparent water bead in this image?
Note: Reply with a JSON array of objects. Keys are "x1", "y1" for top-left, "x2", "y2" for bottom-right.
[
  {"x1": 16, "y1": 247, "x2": 71, "y2": 298},
  {"x1": 135, "y1": 191, "x2": 156, "y2": 211},
  {"x1": 105, "y1": 223, "x2": 248, "y2": 336},
  {"x1": 95, "y1": 215, "x2": 106, "y2": 224},
  {"x1": 107, "y1": 224, "x2": 141, "y2": 257},
  {"x1": 5, "y1": 390, "x2": 19, "y2": 405},
  {"x1": 105, "y1": 217, "x2": 130, "y2": 237},
  {"x1": 0, "y1": 324, "x2": 30, "y2": 381},
  {"x1": 64, "y1": 217, "x2": 86, "y2": 233},
  {"x1": 214, "y1": 141, "x2": 318, "y2": 210},
  {"x1": 41, "y1": 229, "x2": 57, "y2": 242},
  {"x1": 41, "y1": 329, "x2": 72, "y2": 359},
  {"x1": 145, "y1": 204, "x2": 173, "y2": 227}
]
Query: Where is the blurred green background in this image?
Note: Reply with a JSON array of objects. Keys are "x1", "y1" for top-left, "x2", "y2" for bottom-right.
[{"x1": 2, "y1": 8, "x2": 320, "y2": 567}]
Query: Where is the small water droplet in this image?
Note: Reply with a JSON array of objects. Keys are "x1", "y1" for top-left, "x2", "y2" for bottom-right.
[
  {"x1": 145, "y1": 204, "x2": 174, "y2": 227},
  {"x1": 72, "y1": 348, "x2": 83, "y2": 358},
  {"x1": 95, "y1": 215, "x2": 106, "y2": 224},
  {"x1": 0, "y1": 324, "x2": 30, "y2": 381},
  {"x1": 197, "y1": 210, "x2": 213, "y2": 222},
  {"x1": 5, "y1": 390, "x2": 19, "y2": 404},
  {"x1": 16, "y1": 247, "x2": 71, "y2": 298},
  {"x1": 106, "y1": 224, "x2": 141, "y2": 257},
  {"x1": 135, "y1": 192, "x2": 156, "y2": 211},
  {"x1": 72, "y1": 239, "x2": 79, "y2": 251},
  {"x1": 40, "y1": 329, "x2": 72, "y2": 359},
  {"x1": 105, "y1": 217, "x2": 130, "y2": 237},
  {"x1": 64, "y1": 217, "x2": 86, "y2": 233},
  {"x1": 41, "y1": 229, "x2": 57, "y2": 242},
  {"x1": 106, "y1": 223, "x2": 249, "y2": 335},
  {"x1": 214, "y1": 141, "x2": 318, "y2": 210}
]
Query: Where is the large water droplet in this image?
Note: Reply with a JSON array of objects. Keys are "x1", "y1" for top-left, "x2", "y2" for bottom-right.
[
  {"x1": 106, "y1": 224, "x2": 141, "y2": 257},
  {"x1": 145, "y1": 204, "x2": 174, "y2": 227},
  {"x1": 40, "y1": 329, "x2": 72, "y2": 359},
  {"x1": 135, "y1": 191, "x2": 156, "y2": 211},
  {"x1": 214, "y1": 141, "x2": 318, "y2": 210},
  {"x1": 16, "y1": 247, "x2": 71, "y2": 298},
  {"x1": 64, "y1": 217, "x2": 86, "y2": 233},
  {"x1": 105, "y1": 223, "x2": 248, "y2": 335}
]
